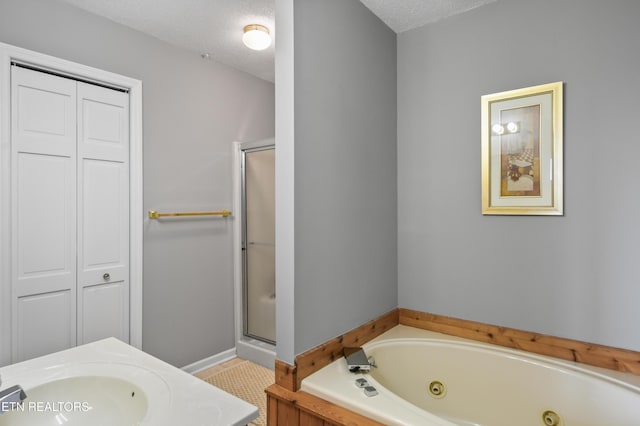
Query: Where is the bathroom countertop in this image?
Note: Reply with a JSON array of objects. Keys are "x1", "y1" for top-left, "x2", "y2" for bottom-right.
[{"x1": 0, "y1": 338, "x2": 258, "y2": 426}]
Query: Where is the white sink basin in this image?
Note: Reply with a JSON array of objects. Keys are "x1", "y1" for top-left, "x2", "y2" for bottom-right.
[
  {"x1": 0, "y1": 376, "x2": 147, "y2": 426},
  {"x1": 0, "y1": 338, "x2": 259, "y2": 425}
]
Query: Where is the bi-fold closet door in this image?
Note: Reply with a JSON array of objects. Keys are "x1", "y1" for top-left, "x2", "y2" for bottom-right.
[{"x1": 10, "y1": 65, "x2": 129, "y2": 363}]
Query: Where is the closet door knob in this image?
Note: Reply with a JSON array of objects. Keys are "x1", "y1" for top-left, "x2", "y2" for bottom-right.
[{"x1": 103, "y1": 273, "x2": 110, "y2": 281}]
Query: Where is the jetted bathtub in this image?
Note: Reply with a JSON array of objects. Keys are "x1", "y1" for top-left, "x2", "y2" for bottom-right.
[{"x1": 301, "y1": 325, "x2": 640, "y2": 426}]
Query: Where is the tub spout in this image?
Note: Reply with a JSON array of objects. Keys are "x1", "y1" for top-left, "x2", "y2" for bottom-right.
[
  {"x1": 0, "y1": 376, "x2": 27, "y2": 414},
  {"x1": 344, "y1": 347, "x2": 374, "y2": 372}
]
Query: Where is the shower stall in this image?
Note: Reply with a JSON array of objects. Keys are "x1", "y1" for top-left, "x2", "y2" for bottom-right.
[{"x1": 233, "y1": 139, "x2": 275, "y2": 368}]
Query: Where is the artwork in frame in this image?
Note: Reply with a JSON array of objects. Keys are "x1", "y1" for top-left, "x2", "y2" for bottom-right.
[{"x1": 481, "y1": 81, "x2": 563, "y2": 215}]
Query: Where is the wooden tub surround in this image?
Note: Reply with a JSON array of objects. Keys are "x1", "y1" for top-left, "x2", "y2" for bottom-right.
[
  {"x1": 399, "y1": 308, "x2": 640, "y2": 376},
  {"x1": 267, "y1": 309, "x2": 397, "y2": 425},
  {"x1": 266, "y1": 307, "x2": 640, "y2": 425}
]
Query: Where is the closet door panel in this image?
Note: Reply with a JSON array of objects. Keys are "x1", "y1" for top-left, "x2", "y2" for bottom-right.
[
  {"x1": 16, "y1": 290, "x2": 73, "y2": 362},
  {"x1": 77, "y1": 82, "x2": 129, "y2": 344},
  {"x1": 11, "y1": 66, "x2": 77, "y2": 362},
  {"x1": 13, "y1": 68, "x2": 76, "y2": 154},
  {"x1": 80, "y1": 282, "x2": 128, "y2": 344},
  {"x1": 79, "y1": 82, "x2": 128, "y2": 161},
  {"x1": 81, "y1": 159, "x2": 127, "y2": 272},
  {"x1": 15, "y1": 153, "x2": 74, "y2": 295}
]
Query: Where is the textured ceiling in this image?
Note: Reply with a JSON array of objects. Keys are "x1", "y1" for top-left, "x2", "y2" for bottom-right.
[
  {"x1": 360, "y1": 0, "x2": 497, "y2": 33},
  {"x1": 59, "y1": 0, "x2": 498, "y2": 82},
  {"x1": 61, "y1": 0, "x2": 276, "y2": 81}
]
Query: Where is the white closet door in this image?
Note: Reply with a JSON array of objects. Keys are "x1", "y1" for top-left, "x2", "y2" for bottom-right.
[
  {"x1": 11, "y1": 66, "x2": 78, "y2": 361},
  {"x1": 76, "y1": 82, "x2": 130, "y2": 345}
]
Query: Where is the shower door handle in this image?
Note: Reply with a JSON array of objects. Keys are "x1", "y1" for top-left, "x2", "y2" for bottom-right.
[{"x1": 247, "y1": 241, "x2": 275, "y2": 247}]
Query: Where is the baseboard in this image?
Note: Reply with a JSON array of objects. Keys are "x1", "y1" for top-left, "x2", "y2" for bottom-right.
[
  {"x1": 181, "y1": 347, "x2": 237, "y2": 375},
  {"x1": 236, "y1": 338, "x2": 276, "y2": 371}
]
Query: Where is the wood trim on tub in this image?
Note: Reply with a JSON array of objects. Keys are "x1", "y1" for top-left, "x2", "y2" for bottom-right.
[
  {"x1": 266, "y1": 384, "x2": 386, "y2": 426},
  {"x1": 275, "y1": 309, "x2": 399, "y2": 391},
  {"x1": 399, "y1": 308, "x2": 640, "y2": 376},
  {"x1": 275, "y1": 359, "x2": 298, "y2": 391},
  {"x1": 268, "y1": 307, "x2": 640, "y2": 426}
]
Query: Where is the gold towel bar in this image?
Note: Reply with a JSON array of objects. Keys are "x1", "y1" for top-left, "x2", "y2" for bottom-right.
[{"x1": 148, "y1": 210, "x2": 232, "y2": 219}]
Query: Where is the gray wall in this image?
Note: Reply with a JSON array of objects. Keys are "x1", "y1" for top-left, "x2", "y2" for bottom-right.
[
  {"x1": 0, "y1": 0, "x2": 275, "y2": 367},
  {"x1": 276, "y1": 0, "x2": 398, "y2": 363},
  {"x1": 398, "y1": 0, "x2": 640, "y2": 351}
]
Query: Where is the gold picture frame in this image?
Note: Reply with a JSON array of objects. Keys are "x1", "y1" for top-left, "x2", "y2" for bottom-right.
[{"x1": 481, "y1": 82, "x2": 563, "y2": 215}]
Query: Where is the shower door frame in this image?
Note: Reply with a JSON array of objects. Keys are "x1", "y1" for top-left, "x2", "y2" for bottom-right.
[{"x1": 232, "y1": 139, "x2": 276, "y2": 367}]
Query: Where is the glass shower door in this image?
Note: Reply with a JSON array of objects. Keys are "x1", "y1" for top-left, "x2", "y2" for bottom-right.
[{"x1": 242, "y1": 147, "x2": 275, "y2": 344}]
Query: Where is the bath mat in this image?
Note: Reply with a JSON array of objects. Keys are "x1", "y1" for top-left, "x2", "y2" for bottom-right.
[{"x1": 202, "y1": 359, "x2": 274, "y2": 426}]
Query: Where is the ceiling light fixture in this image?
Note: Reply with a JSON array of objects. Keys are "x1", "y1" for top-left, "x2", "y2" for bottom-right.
[{"x1": 242, "y1": 24, "x2": 271, "y2": 51}]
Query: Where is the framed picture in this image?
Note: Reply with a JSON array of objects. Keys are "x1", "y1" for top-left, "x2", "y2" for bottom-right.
[{"x1": 481, "y1": 81, "x2": 563, "y2": 215}]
